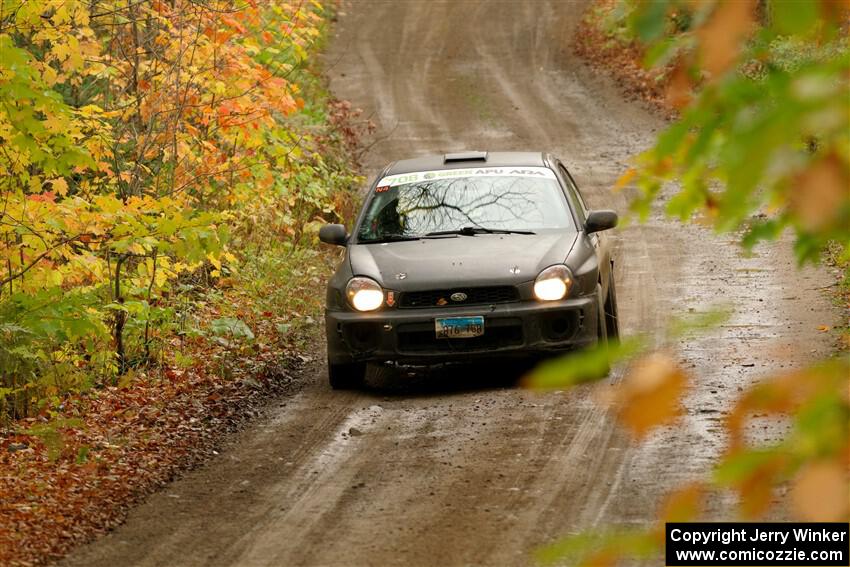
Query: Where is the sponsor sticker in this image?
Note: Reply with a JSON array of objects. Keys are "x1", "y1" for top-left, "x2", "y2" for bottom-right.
[{"x1": 377, "y1": 166, "x2": 557, "y2": 187}]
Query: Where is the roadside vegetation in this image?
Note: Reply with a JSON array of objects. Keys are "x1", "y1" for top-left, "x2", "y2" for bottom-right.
[
  {"x1": 0, "y1": 1, "x2": 364, "y2": 563},
  {"x1": 529, "y1": 1, "x2": 849, "y2": 564}
]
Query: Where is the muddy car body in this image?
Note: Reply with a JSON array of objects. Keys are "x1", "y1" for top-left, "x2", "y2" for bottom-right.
[{"x1": 319, "y1": 151, "x2": 619, "y2": 389}]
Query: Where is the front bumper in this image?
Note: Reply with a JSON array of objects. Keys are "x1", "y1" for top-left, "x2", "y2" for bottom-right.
[{"x1": 326, "y1": 296, "x2": 599, "y2": 365}]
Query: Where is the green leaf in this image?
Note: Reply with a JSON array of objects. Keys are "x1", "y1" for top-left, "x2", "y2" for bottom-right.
[
  {"x1": 632, "y1": 0, "x2": 670, "y2": 42},
  {"x1": 209, "y1": 317, "x2": 255, "y2": 341},
  {"x1": 76, "y1": 445, "x2": 90, "y2": 464},
  {"x1": 524, "y1": 337, "x2": 645, "y2": 389},
  {"x1": 537, "y1": 529, "x2": 657, "y2": 565},
  {"x1": 770, "y1": 0, "x2": 818, "y2": 36},
  {"x1": 714, "y1": 449, "x2": 780, "y2": 485}
]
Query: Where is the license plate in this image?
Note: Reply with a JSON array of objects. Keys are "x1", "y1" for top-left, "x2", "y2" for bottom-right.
[{"x1": 435, "y1": 316, "x2": 484, "y2": 339}]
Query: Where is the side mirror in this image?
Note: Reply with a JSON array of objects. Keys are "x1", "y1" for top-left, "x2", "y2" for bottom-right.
[
  {"x1": 585, "y1": 210, "x2": 618, "y2": 234},
  {"x1": 319, "y1": 224, "x2": 348, "y2": 246}
]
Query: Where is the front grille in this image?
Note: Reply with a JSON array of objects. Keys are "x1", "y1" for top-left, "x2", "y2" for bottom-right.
[
  {"x1": 398, "y1": 286, "x2": 519, "y2": 309},
  {"x1": 396, "y1": 318, "x2": 524, "y2": 353}
]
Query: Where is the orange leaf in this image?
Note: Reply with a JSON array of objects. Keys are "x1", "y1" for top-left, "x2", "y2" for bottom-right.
[
  {"x1": 221, "y1": 16, "x2": 246, "y2": 34},
  {"x1": 697, "y1": 0, "x2": 756, "y2": 78},
  {"x1": 28, "y1": 192, "x2": 56, "y2": 203},
  {"x1": 791, "y1": 460, "x2": 849, "y2": 521},
  {"x1": 665, "y1": 60, "x2": 693, "y2": 110},
  {"x1": 613, "y1": 168, "x2": 637, "y2": 192},
  {"x1": 660, "y1": 483, "x2": 706, "y2": 523},
  {"x1": 612, "y1": 353, "x2": 689, "y2": 438},
  {"x1": 820, "y1": 0, "x2": 850, "y2": 22},
  {"x1": 738, "y1": 452, "x2": 788, "y2": 519},
  {"x1": 790, "y1": 154, "x2": 849, "y2": 232}
]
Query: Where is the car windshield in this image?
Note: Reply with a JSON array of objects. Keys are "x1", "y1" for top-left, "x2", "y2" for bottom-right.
[{"x1": 356, "y1": 167, "x2": 573, "y2": 243}]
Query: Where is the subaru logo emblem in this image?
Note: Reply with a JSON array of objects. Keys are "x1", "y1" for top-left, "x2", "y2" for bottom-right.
[{"x1": 450, "y1": 292, "x2": 468, "y2": 302}]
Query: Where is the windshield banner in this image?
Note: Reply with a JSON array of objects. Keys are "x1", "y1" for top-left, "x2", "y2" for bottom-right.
[{"x1": 378, "y1": 166, "x2": 558, "y2": 187}]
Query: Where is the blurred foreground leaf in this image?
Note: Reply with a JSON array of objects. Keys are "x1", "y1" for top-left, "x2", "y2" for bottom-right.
[
  {"x1": 537, "y1": 529, "x2": 657, "y2": 567},
  {"x1": 791, "y1": 459, "x2": 849, "y2": 521},
  {"x1": 607, "y1": 352, "x2": 690, "y2": 438},
  {"x1": 522, "y1": 336, "x2": 645, "y2": 389}
]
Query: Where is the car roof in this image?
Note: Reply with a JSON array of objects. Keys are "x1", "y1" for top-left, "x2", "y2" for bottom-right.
[{"x1": 383, "y1": 151, "x2": 549, "y2": 176}]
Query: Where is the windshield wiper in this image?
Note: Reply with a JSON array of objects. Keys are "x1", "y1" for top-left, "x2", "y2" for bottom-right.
[
  {"x1": 360, "y1": 227, "x2": 529, "y2": 243},
  {"x1": 425, "y1": 226, "x2": 535, "y2": 237},
  {"x1": 359, "y1": 234, "x2": 422, "y2": 244}
]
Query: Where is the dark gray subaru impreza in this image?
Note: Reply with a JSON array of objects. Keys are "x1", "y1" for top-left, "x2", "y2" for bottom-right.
[{"x1": 319, "y1": 151, "x2": 619, "y2": 389}]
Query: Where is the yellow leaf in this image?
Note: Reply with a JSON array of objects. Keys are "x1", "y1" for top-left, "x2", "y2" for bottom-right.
[
  {"x1": 50, "y1": 178, "x2": 68, "y2": 196},
  {"x1": 67, "y1": 46, "x2": 84, "y2": 71},
  {"x1": 43, "y1": 112, "x2": 68, "y2": 134},
  {"x1": 52, "y1": 42, "x2": 72, "y2": 62},
  {"x1": 74, "y1": 6, "x2": 90, "y2": 26},
  {"x1": 52, "y1": 4, "x2": 71, "y2": 25},
  {"x1": 28, "y1": 176, "x2": 42, "y2": 193},
  {"x1": 42, "y1": 64, "x2": 58, "y2": 86},
  {"x1": 78, "y1": 104, "x2": 104, "y2": 116}
]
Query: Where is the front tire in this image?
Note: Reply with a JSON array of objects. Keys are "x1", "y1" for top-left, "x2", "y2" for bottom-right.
[
  {"x1": 596, "y1": 284, "x2": 611, "y2": 377},
  {"x1": 604, "y1": 274, "x2": 620, "y2": 341},
  {"x1": 596, "y1": 283, "x2": 609, "y2": 348},
  {"x1": 328, "y1": 360, "x2": 366, "y2": 390}
]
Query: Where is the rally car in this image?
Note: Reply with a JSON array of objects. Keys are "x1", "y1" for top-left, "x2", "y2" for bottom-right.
[{"x1": 319, "y1": 151, "x2": 619, "y2": 389}]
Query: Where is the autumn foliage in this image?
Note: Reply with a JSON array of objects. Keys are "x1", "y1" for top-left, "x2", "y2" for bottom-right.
[
  {"x1": 0, "y1": 0, "x2": 365, "y2": 562},
  {"x1": 0, "y1": 0, "x2": 354, "y2": 420},
  {"x1": 533, "y1": 1, "x2": 849, "y2": 563}
]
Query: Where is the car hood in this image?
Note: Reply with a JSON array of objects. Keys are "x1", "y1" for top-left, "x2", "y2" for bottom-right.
[{"x1": 348, "y1": 231, "x2": 577, "y2": 290}]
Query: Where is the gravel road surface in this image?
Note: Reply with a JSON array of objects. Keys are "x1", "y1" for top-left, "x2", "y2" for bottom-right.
[{"x1": 63, "y1": 2, "x2": 838, "y2": 566}]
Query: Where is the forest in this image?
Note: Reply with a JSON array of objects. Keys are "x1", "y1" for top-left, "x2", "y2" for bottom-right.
[{"x1": 0, "y1": 0, "x2": 358, "y2": 421}]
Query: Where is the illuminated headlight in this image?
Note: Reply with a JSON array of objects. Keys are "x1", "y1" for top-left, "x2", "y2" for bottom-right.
[
  {"x1": 533, "y1": 265, "x2": 573, "y2": 301},
  {"x1": 346, "y1": 277, "x2": 384, "y2": 311}
]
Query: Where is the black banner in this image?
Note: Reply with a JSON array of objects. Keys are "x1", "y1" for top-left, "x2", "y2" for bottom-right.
[{"x1": 666, "y1": 523, "x2": 850, "y2": 566}]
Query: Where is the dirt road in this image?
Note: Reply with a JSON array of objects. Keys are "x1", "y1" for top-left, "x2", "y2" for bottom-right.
[{"x1": 63, "y1": 2, "x2": 838, "y2": 566}]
